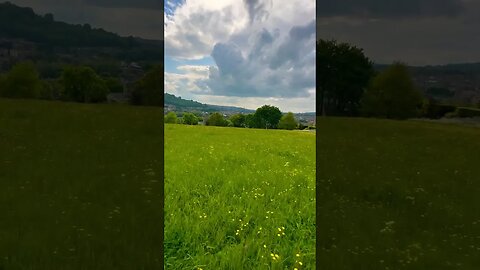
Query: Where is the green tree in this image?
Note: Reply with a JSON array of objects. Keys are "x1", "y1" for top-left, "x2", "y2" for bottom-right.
[
  {"x1": 229, "y1": 113, "x2": 246, "y2": 127},
  {"x1": 165, "y1": 111, "x2": 178, "y2": 124},
  {"x1": 244, "y1": 114, "x2": 256, "y2": 128},
  {"x1": 254, "y1": 105, "x2": 282, "y2": 129},
  {"x1": 206, "y1": 112, "x2": 227, "y2": 126},
  {"x1": 130, "y1": 65, "x2": 163, "y2": 106},
  {"x1": 104, "y1": 77, "x2": 124, "y2": 93},
  {"x1": 0, "y1": 61, "x2": 42, "y2": 99},
  {"x1": 317, "y1": 39, "x2": 374, "y2": 116},
  {"x1": 278, "y1": 112, "x2": 298, "y2": 130},
  {"x1": 361, "y1": 62, "x2": 423, "y2": 119},
  {"x1": 61, "y1": 66, "x2": 109, "y2": 103},
  {"x1": 182, "y1": 113, "x2": 198, "y2": 125}
]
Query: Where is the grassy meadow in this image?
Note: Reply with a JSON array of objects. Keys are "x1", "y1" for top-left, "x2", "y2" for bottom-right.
[
  {"x1": 0, "y1": 98, "x2": 163, "y2": 269},
  {"x1": 164, "y1": 124, "x2": 316, "y2": 269},
  {"x1": 3, "y1": 97, "x2": 480, "y2": 270},
  {"x1": 317, "y1": 117, "x2": 480, "y2": 269}
]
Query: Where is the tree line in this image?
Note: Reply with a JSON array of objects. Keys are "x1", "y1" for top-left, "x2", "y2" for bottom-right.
[
  {"x1": 0, "y1": 2, "x2": 134, "y2": 48},
  {"x1": 0, "y1": 61, "x2": 162, "y2": 105},
  {"x1": 317, "y1": 39, "x2": 426, "y2": 120},
  {"x1": 165, "y1": 105, "x2": 309, "y2": 131}
]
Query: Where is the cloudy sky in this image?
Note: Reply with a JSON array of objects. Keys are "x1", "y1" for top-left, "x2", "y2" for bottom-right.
[
  {"x1": 165, "y1": 0, "x2": 316, "y2": 113},
  {"x1": 317, "y1": 0, "x2": 480, "y2": 66},
  {"x1": 7, "y1": 0, "x2": 480, "y2": 111}
]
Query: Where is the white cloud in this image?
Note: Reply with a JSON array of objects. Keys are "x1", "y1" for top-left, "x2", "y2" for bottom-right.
[
  {"x1": 194, "y1": 90, "x2": 316, "y2": 113},
  {"x1": 164, "y1": 67, "x2": 210, "y2": 97},
  {"x1": 165, "y1": 0, "x2": 249, "y2": 59},
  {"x1": 165, "y1": 0, "x2": 316, "y2": 112},
  {"x1": 176, "y1": 65, "x2": 210, "y2": 75}
]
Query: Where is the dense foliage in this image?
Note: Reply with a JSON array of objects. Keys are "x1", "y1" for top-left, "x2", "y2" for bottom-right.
[
  {"x1": 317, "y1": 39, "x2": 375, "y2": 116},
  {"x1": 251, "y1": 105, "x2": 283, "y2": 129},
  {"x1": 206, "y1": 112, "x2": 227, "y2": 126},
  {"x1": 278, "y1": 112, "x2": 298, "y2": 130},
  {"x1": 0, "y1": 61, "x2": 41, "y2": 98},
  {"x1": 130, "y1": 65, "x2": 163, "y2": 106},
  {"x1": 229, "y1": 113, "x2": 246, "y2": 127},
  {"x1": 61, "y1": 66, "x2": 109, "y2": 103},
  {"x1": 182, "y1": 112, "x2": 198, "y2": 125},
  {"x1": 165, "y1": 111, "x2": 178, "y2": 124},
  {"x1": 361, "y1": 63, "x2": 423, "y2": 119}
]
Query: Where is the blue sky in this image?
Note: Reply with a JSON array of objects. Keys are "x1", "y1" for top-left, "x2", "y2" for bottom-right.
[
  {"x1": 164, "y1": 0, "x2": 183, "y2": 16},
  {"x1": 164, "y1": 56, "x2": 215, "y2": 74},
  {"x1": 164, "y1": 0, "x2": 316, "y2": 113}
]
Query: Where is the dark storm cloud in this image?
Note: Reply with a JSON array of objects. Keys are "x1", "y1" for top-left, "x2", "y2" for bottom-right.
[
  {"x1": 317, "y1": 1, "x2": 480, "y2": 65},
  {"x1": 84, "y1": 0, "x2": 162, "y2": 10},
  {"x1": 317, "y1": 0, "x2": 465, "y2": 18},
  {"x1": 243, "y1": 0, "x2": 271, "y2": 23},
  {"x1": 270, "y1": 20, "x2": 315, "y2": 69}
]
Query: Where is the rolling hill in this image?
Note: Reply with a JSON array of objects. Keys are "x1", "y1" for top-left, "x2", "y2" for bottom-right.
[
  {"x1": 164, "y1": 93, "x2": 254, "y2": 114},
  {"x1": 0, "y1": 1, "x2": 163, "y2": 74}
]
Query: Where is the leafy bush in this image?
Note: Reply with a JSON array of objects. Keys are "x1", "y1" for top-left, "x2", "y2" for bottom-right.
[
  {"x1": 130, "y1": 65, "x2": 163, "y2": 106},
  {"x1": 278, "y1": 112, "x2": 298, "y2": 130},
  {"x1": 165, "y1": 112, "x2": 178, "y2": 124},
  {"x1": 39, "y1": 79, "x2": 62, "y2": 100},
  {"x1": 361, "y1": 63, "x2": 423, "y2": 120},
  {"x1": 104, "y1": 77, "x2": 124, "y2": 93},
  {"x1": 206, "y1": 112, "x2": 227, "y2": 126},
  {"x1": 229, "y1": 113, "x2": 246, "y2": 127},
  {"x1": 61, "y1": 65, "x2": 109, "y2": 103},
  {"x1": 182, "y1": 113, "x2": 198, "y2": 125},
  {"x1": 0, "y1": 61, "x2": 42, "y2": 99}
]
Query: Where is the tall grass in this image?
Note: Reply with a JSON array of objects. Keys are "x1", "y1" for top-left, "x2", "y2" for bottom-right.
[
  {"x1": 164, "y1": 124, "x2": 316, "y2": 269},
  {"x1": 317, "y1": 117, "x2": 480, "y2": 269},
  {"x1": 0, "y1": 98, "x2": 163, "y2": 269}
]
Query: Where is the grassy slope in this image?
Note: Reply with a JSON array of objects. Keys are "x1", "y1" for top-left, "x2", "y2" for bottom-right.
[
  {"x1": 317, "y1": 117, "x2": 480, "y2": 270},
  {"x1": 0, "y1": 98, "x2": 163, "y2": 269},
  {"x1": 3, "y1": 98, "x2": 479, "y2": 269},
  {"x1": 164, "y1": 124, "x2": 316, "y2": 269}
]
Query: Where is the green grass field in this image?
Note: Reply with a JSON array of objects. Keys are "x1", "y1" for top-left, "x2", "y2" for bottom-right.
[
  {"x1": 3, "y1": 98, "x2": 480, "y2": 270},
  {"x1": 164, "y1": 124, "x2": 316, "y2": 269},
  {"x1": 0, "y1": 98, "x2": 163, "y2": 269},
  {"x1": 317, "y1": 117, "x2": 480, "y2": 269}
]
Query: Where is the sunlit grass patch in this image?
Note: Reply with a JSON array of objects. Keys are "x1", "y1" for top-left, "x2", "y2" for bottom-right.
[{"x1": 164, "y1": 124, "x2": 316, "y2": 269}]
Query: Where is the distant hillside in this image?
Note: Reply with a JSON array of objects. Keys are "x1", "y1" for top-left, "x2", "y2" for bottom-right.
[
  {"x1": 164, "y1": 93, "x2": 254, "y2": 114},
  {"x1": 374, "y1": 63, "x2": 480, "y2": 105},
  {"x1": 165, "y1": 93, "x2": 207, "y2": 109},
  {"x1": 0, "y1": 1, "x2": 162, "y2": 49},
  {"x1": 164, "y1": 94, "x2": 316, "y2": 119},
  {"x1": 0, "y1": 2, "x2": 162, "y2": 74}
]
